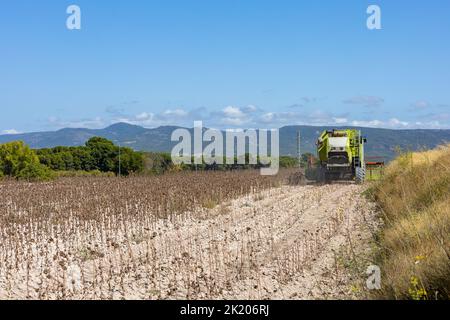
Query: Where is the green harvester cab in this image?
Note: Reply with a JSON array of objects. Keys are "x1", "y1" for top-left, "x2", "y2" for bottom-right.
[{"x1": 315, "y1": 129, "x2": 366, "y2": 182}]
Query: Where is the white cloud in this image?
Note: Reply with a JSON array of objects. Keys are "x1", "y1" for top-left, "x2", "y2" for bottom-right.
[
  {"x1": 1, "y1": 129, "x2": 21, "y2": 135},
  {"x1": 217, "y1": 105, "x2": 259, "y2": 126},
  {"x1": 245, "y1": 104, "x2": 258, "y2": 112},
  {"x1": 410, "y1": 100, "x2": 430, "y2": 110},
  {"x1": 333, "y1": 117, "x2": 348, "y2": 124},
  {"x1": 48, "y1": 117, "x2": 105, "y2": 129},
  {"x1": 116, "y1": 114, "x2": 155, "y2": 126},
  {"x1": 222, "y1": 106, "x2": 246, "y2": 119},
  {"x1": 351, "y1": 119, "x2": 384, "y2": 127},
  {"x1": 260, "y1": 112, "x2": 276, "y2": 123},
  {"x1": 135, "y1": 112, "x2": 154, "y2": 121},
  {"x1": 259, "y1": 112, "x2": 297, "y2": 125},
  {"x1": 221, "y1": 117, "x2": 247, "y2": 126},
  {"x1": 163, "y1": 109, "x2": 188, "y2": 117},
  {"x1": 388, "y1": 118, "x2": 409, "y2": 127},
  {"x1": 114, "y1": 108, "x2": 204, "y2": 127}
]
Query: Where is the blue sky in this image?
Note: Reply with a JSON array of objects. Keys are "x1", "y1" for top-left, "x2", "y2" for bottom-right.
[{"x1": 1, "y1": 0, "x2": 449, "y2": 133}]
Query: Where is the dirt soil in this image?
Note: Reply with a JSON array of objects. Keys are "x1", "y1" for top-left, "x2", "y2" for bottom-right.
[{"x1": 0, "y1": 183, "x2": 380, "y2": 300}]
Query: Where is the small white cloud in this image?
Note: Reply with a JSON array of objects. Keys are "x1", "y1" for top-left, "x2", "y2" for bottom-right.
[
  {"x1": 388, "y1": 118, "x2": 409, "y2": 127},
  {"x1": 259, "y1": 112, "x2": 297, "y2": 124},
  {"x1": 221, "y1": 117, "x2": 247, "y2": 126},
  {"x1": 351, "y1": 120, "x2": 384, "y2": 127},
  {"x1": 223, "y1": 106, "x2": 246, "y2": 119},
  {"x1": 114, "y1": 108, "x2": 202, "y2": 127},
  {"x1": 333, "y1": 117, "x2": 348, "y2": 124},
  {"x1": 68, "y1": 117, "x2": 104, "y2": 128},
  {"x1": 245, "y1": 104, "x2": 258, "y2": 112},
  {"x1": 135, "y1": 112, "x2": 153, "y2": 121},
  {"x1": 218, "y1": 105, "x2": 257, "y2": 126},
  {"x1": 410, "y1": 100, "x2": 430, "y2": 110},
  {"x1": 1, "y1": 129, "x2": 21, "y2": 135},
  {"x1": 260, "y1": 112, "x2": 276, "y2": 123},
  {"x1": 47, "y1": 116, "x2": 105, "y2": 129},
  {"x1": 163, "y1": 109, "x2": 188, "y2": 117}
]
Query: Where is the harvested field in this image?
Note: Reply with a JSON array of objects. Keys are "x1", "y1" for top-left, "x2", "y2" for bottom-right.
[{"x1": 0, "y1": 169, "x2": 378, "y2": 300}]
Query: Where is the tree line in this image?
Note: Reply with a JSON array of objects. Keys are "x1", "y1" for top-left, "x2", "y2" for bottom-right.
[
  {"x1": 0, "y1": 137, "x2": 144, "y2": 180},
  {"x1": 0, "y1": 136, "x2": 304, "y2": 181},
  {"x1": 36, "y1": 137, "x2": 143, "y2": 175}
]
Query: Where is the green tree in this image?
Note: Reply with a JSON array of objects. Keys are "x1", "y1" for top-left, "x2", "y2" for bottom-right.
[
  {"x1": 0, "y1": 141, "x2": 53, "y2": 180},
  {"x1": 72, "y1": 147, "x2": 95, "y2": 171},
  {"x1": 114, "y1": 148, "x2": 144, "y2": 175},
  {"x1": 85, "y1": 137, "x2": 116, "y2": 172},
  {"x1": 86, "y1": 137, "x2": 144, "y2": 175}
]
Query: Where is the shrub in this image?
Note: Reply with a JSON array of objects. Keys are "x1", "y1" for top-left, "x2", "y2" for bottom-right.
[{"x1": 16, "y1": 161, "x2": 54, "y2": 181}]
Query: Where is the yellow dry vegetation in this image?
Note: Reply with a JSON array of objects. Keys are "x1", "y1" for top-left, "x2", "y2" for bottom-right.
[{"x1": 372, "y1": 144, "x2": 450, "y2": 299}]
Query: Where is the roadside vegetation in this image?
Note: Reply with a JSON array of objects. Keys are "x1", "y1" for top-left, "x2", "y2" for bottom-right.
[{"x1": 370, "y1": 144, "x2": 450, "y2": 299}]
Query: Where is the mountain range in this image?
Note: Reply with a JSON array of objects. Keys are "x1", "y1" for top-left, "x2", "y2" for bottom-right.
[{"x1": 1, "y1": 123, "x2": 450, "y2": 161}]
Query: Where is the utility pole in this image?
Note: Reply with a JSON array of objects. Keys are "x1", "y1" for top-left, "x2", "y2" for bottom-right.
[
  {"x1": 118, "y1": 142, "x2": 121, "y2": 177},
  {"x1": 297, "y1": 131, "x2": 302, "y2": 169}
]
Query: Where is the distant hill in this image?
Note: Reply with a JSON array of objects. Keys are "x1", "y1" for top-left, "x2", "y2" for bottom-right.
[{"x1": 1, "y1": 123, "x2": 450, "y2": 161}]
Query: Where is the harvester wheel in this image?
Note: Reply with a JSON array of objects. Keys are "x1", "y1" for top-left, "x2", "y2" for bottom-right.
[{"x1": 355, "y1": 167, "x2": 366, "y2": 184}]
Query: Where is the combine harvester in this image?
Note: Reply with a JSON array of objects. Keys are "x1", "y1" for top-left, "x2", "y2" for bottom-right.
[{"x1": 306, "y1": 129, "x2": 374, "y2": 183}]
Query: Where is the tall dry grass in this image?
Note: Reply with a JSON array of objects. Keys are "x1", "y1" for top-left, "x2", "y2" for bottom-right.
[{"x1": 371, "y1": 144, "x2": 450, "y2": 299}]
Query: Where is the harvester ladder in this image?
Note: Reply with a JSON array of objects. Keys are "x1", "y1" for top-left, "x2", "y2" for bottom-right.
[
  {"x1": 351, "y1": 131, "x2": 361, "y2": 167},
  {"x1": 353, "y1": 130, "x2": 366, "y2": 183}
]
